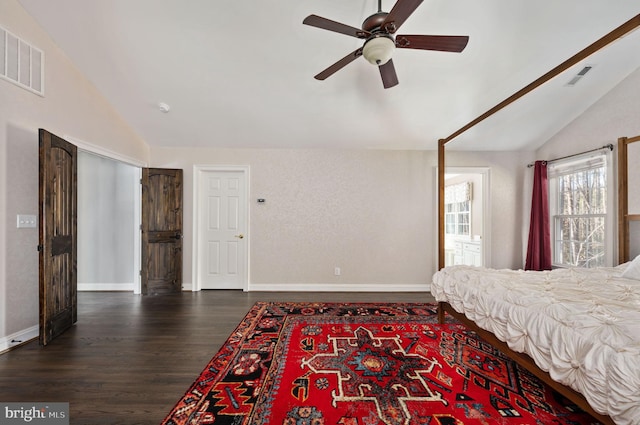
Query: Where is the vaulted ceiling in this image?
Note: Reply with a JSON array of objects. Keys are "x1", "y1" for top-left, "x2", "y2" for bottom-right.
[{"x1": 17, "y1": 0, "x2": 640, "y2": 151}]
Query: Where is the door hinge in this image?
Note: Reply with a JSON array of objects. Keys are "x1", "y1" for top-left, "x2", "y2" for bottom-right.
[{"x1": 37, "y1": 244, "x2": 43, "y2": 252}]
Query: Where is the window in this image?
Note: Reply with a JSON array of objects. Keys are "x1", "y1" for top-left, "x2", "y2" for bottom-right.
[
  {"x1": 548, "y1": 151, "x2": 613, "y2": 267},
  {"x1": 445, "y1": 201, "x2": 470, "y2": 236},
  {"x1": 445, "y1": 182, "x2": 471, "y2": 237}
]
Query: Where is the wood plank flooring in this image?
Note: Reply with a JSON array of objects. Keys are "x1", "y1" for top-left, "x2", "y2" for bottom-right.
[{"x1": 0, "y1": 290, "x2": 434, "y2": 425}]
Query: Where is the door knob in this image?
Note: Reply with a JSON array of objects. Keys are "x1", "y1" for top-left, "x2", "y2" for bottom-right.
[{"x1": 235, "y1": 234, "x2": 244, "y2": 239}]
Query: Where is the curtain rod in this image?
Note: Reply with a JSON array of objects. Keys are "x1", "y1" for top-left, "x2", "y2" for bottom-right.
[{"x1": 526, "y1": 143, "x2": 613, "y2": 167}]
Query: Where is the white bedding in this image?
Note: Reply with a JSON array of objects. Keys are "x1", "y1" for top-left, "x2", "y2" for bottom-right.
[{"x1": 431, "y1": 264, "x2": 640, "y2": 425}]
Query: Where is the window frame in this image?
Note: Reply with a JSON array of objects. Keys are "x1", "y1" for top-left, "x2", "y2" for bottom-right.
[
  {"x1": 445, "y1": 200, "x2": 471, "y2": 237},
  {"x1": 547, "y1": 150, "x2": 614, "y2": 268}
]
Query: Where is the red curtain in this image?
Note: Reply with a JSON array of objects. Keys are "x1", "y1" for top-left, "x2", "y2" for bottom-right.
[{"x1": 525, "y1": 161, "x2": 552, "y2": 270}]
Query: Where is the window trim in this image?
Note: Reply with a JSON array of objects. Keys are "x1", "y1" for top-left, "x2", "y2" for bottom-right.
[
  {"x1": 445, "y1": 200, "x2": 471, "y2": 237},
  {"x1": 548, "y1": 150, "x2": 614, "y2": 268}
]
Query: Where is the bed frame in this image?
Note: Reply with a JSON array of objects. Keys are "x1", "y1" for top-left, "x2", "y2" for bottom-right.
[
  {"x1": 618, "y1": 134, "x2": 640, "y2": 263},
  {"x1": 435, "y1": 14, "x2": 640, "y2": 425},
  {"x1": 435, "y1": 135, "x2": 640, "y2": 424},
  {"x1": 437, "y1": 302, "x2": 614, "y2": 425}
]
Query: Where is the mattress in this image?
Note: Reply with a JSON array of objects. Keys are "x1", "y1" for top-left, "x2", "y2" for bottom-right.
[{"x1": 431, "y1": 264, "x2": 640, "y2": 425}]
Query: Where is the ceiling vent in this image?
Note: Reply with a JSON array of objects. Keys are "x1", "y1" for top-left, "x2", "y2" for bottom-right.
[
  {"x1": 566, "y1": 65, "x2": 593, "y2": 87},
  {"x1": 0, "y1": 24, "x2": 44, "y2": 96}
]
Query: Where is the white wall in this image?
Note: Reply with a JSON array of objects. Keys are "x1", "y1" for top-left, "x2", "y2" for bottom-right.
[
  {"x1": 0, "y1": 0, "x2": 148, "y2": 350},
  {"x1": 535, "y1": 68, "x2": 640, "y2": 161},
  {"x1": 77, "y1": 151, "x2": 137, "y2": 291}
]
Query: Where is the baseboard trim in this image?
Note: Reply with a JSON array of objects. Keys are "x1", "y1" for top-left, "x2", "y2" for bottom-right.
[
  {"x1": 0, "y1": 325, "x2": 39, "y2": 354},
  {"x1": 247, "y1": 283, "x2": 431, "y2": 292}
]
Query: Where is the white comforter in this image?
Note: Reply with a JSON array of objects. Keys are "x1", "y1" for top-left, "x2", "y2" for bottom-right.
[{"x1": 431, "y1": 264, "x2": 640, "y2": 425}]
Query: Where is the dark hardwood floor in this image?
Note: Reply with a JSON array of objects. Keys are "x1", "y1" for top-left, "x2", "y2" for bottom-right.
[{"x1": 0, "y1": 290, "x2": 434, "y2": 425}]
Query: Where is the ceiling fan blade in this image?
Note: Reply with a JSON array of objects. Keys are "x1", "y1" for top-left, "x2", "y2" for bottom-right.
[
  {"x1": 379, "y1": 59, "x2": 399, "y2": 89},
  {"x1": 303, "y1": 15, "x2": 370, "y2": 39},
  {"x1": 381, "y1": 0, "x2": 424, "y2": 34},
  {"x1": 395, "y1": 35, "x2": 469, "y2": 52},
  {"x1": 314, "y1": 48, "x2": 363, "y2": 80}
]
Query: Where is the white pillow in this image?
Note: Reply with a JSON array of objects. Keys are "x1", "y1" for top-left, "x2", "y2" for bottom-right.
[{"x1": 622, "y1": 255, "x2": 640, "y2": 280}]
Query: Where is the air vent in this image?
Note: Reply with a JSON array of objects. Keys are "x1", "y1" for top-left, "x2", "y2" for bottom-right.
[
  {"x1": 566, "y1": 65, "x2": 592, "y2": 87},
  {"x1": 0, "y1": 24, "x2": 44, "y2": 96}
]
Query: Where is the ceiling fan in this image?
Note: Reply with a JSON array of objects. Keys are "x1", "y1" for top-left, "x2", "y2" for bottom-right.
[{"x1": 303, "y1": 0, "x2": 469, "y2": 89}]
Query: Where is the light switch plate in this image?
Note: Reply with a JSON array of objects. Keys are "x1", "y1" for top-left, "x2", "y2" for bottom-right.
[{"x1": 17, "y1": 214, "x2": 37, "y2": 228}]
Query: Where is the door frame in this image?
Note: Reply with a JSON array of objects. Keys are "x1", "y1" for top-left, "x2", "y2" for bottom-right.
[
  {"x1": 437, "y1": 166, "x2": 491, "y2": 268},
  {"x1": 64, "y1": 135, "x2": 145, "y2": 294},
  {"x1": 192, "y1": 165, "x2": 250, "y2": 292}
]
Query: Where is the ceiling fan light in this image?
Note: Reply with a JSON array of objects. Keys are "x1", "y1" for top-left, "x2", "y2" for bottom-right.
[{"x1": 362, "y1": 36, "x2": 395, "y2": 65}]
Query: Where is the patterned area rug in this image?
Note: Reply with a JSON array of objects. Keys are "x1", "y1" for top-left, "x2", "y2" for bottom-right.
[{"x1": 161, "y1": 302, "x2": 600, "y2": 425}]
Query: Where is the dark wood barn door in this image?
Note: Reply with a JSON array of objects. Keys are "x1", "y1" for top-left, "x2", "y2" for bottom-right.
[
  {"x1": 141, "y1": 168, "x2": 183, "y2": 295},
  {"x1": 38, "y1": 129, "x2": 77, "y2": 346}
]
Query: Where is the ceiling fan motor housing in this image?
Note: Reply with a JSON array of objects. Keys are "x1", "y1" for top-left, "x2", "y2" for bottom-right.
[
  {"x1": 361, "y1": 11, "x2": 397, "y2": 65},
  {"x1": 362, "y1": 12, "x2": 389, "y2": 32}
]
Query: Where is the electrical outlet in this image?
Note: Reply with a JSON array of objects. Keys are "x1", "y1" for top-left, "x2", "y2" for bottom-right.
[{"x1": 334, "y1": 267, "x2": 341, "y2": 276}]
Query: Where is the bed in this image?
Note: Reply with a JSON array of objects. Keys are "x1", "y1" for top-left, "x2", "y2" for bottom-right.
[
  {"x1": 432, "y1": 261, "x2": 640, "y2": 425},
  {"x1": 432, "y1": 16, "x2": 640, "y2": 425}
]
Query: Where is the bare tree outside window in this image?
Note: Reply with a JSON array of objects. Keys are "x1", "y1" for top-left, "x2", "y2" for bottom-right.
[{"x1": 553, "y1": 165, "x2": 607, "y2": 267}]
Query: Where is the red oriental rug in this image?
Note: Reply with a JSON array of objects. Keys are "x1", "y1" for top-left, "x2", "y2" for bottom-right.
[{"x1": 161, "y1": 302, "x2": 601, "y2": 425}]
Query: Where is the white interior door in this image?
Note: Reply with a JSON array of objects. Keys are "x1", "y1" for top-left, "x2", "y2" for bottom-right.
[{"x1": 196, "y1": 167, "x2": 248, "y2": 290}]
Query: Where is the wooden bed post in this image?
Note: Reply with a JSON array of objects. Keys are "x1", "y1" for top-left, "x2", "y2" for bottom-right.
[
  {"x1": 619, "y1": 134, "x2": 640, "y2": 264},
  {"x1": 437, "y1": 140, "x2": 446, "y2": 324},
  {"x1": 437, "y1": 302, "x2": 445, "y2": 324},
  {"x1": 438, "y1": 139, "x2": 446, "y2": 271},
  {"x1": 619, "y1": 136, "x2": 629, "y2": 264}
]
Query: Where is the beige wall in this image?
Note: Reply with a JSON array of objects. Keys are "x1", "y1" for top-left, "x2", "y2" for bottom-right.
[
  {"x1": 0, "y1": 0, "x2": 148, "y2": 347},
  {"x1": 150, "y1": 148, "x2": 527, "y2": 289}
]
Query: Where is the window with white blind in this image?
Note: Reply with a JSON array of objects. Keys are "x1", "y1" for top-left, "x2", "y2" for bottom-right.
[{"x1": 548, "y1": 150, "x2": 614, "y2": 267}]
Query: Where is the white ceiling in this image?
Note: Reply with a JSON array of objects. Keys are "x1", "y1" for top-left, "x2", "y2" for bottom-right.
[{"x1": 17, "y1": 0, "x2": 640, "y2": 151}]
